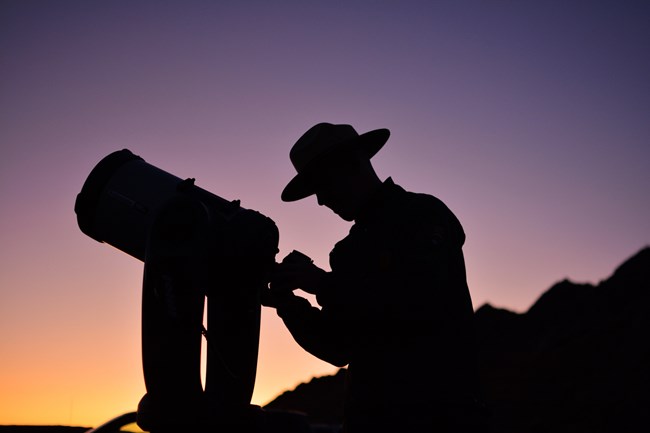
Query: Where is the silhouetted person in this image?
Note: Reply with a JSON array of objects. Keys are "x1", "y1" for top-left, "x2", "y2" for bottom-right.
[{"x1": 265, "y1": 123, "x2": 489, "y2": 433}]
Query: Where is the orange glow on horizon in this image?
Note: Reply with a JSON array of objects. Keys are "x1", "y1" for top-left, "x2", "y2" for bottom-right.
[{"x1": 0, "y1": 306, "x2": 337, "y2": 427}]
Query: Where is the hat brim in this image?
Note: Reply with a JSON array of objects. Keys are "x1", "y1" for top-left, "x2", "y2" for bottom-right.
[{"x1": 281, "y1": 128, "x2": 390, "y2": 202}]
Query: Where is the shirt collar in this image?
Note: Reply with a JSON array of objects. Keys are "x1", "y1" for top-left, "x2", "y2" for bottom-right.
[{"x1": 354, "y1": 177, "x2": 397, "y2": 224}]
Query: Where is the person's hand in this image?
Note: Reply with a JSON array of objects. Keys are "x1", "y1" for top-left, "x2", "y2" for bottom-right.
[
  {"x1": 261, "y1": 286, "x2": 291, "y2": 308},
  {"x1": 269, "y1": 251, "x2": 327, "y2": 296}
]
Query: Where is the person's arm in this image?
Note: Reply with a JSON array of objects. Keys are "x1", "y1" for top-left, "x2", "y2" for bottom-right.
[
  {"x1": 274, "y1": 293, "x2": 351, "y2": 367},
  {"x1": 267, "y1": 258, "x2": 351, "y2": 366}
]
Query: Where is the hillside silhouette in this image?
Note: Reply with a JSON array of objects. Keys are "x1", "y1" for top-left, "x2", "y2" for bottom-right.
[{"x1": 264, "y1": 246, "x2": 650, "y2": 432}]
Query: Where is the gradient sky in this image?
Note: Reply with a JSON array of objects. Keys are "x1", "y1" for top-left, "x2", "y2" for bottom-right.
[{"x1": 1, "y1": 0, "x2": 649, "y2": 427}]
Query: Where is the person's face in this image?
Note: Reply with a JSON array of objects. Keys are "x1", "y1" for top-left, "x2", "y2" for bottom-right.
[
  {"x1": 307, "y1": 161, "x2": 359, "y2": 221},
  {"x1": 314, "y1": 177, "x2": 356, "y2": 221}
]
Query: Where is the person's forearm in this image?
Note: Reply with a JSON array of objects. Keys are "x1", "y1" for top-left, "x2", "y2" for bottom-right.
[{"x1": 277, "y1": 295, "x2": 351, "y2": 367}]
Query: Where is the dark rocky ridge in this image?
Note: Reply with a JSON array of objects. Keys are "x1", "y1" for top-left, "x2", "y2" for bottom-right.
[{"x1": 264, "y1": 246, "x2": 650, "y2": 432}]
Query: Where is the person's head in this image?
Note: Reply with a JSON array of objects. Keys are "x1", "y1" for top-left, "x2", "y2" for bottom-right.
[{"x1": 281, "y1": 123, "x2": 390, "y2": 221}]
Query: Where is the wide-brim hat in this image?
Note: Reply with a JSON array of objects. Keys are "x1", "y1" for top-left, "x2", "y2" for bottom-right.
[{"x1": 281, "y1": 122, "x2": 390, "y2": 202}]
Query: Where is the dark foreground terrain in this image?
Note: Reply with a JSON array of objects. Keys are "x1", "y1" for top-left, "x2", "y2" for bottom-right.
[{"x1": 0, "y1": 428, "x2": 89, "y2": 433}]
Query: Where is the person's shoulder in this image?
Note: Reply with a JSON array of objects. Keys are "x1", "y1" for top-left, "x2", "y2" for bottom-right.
[
  {"x1": 389, "y1": 180, "x2": 465, "y2": 240},
  {"x1": 388, "y1": 180, "x2": 451, "y2": 214}
]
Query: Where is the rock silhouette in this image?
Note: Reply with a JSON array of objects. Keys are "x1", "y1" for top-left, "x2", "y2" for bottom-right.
[{"x1": 264, "y1": 246, "x2": 650, "y2": 433}]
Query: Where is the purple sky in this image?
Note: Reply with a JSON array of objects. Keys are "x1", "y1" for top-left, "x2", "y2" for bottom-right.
[{"x1": 1, "y1": 0, "x2": 649, "y2": 426}]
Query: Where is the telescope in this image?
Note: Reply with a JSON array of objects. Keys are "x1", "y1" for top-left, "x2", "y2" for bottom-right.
[{"x1": 75, "y1": 149, "x2": 308, "y2": 432}]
